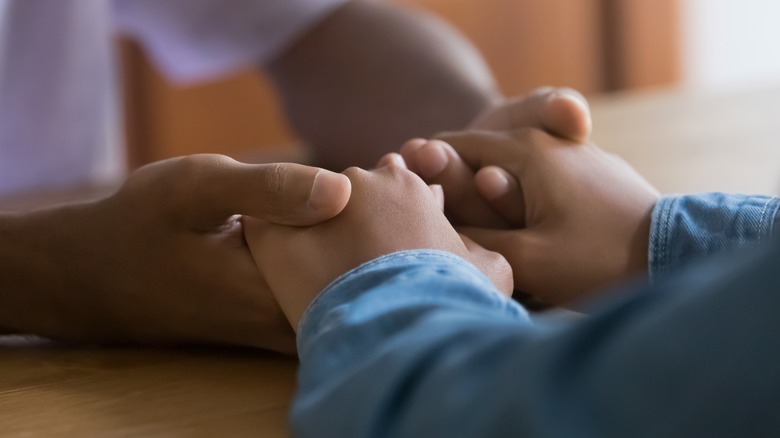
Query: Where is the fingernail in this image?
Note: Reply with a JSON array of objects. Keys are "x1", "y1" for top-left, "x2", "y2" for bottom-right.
[
  {"x1": 418, "y1": 142, "x2": 448, "y2": 178},
  {"x1": 552, "y1": 90, "x2": 590, "y2": 114},
  {"x1": 309, "y1": 171, "x2": 350, "y2": 210},
  {"x1": 479, "y1": 167, "x2": 510, "y2": 200},
  {"x1": 548, "y1": 90, "x2": 593, "y2": 138}
]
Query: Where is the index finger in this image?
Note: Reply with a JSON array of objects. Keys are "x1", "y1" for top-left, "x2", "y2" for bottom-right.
[
  {"x1": 400, "y1": 139, "x2": 510, "y2": 228},
  {"x1": 434, "y1": 130, "x2": 525, "y2": 171}
]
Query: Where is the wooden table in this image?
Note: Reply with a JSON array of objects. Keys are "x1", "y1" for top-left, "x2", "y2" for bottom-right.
[
  {"x1": 2, "y1": 85, "x2": 779, "y2": 437},
  {"x1": 591, "y1": 85, "x2": 780, "y2": 195},
  {"x1": 0, "y1": 338, "x2": 297, "y2": 437}
]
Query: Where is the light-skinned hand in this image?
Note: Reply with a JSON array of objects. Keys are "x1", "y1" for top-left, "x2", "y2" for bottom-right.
[{"x1": 243, "y1": 159, "x2": 512, "y2": 330}]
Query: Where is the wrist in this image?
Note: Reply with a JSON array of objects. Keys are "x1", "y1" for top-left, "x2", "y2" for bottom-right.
[
  {"x1": 0, "y1": 201, "x2": 103, "y2": 337},
  {"x1": 633, "y1": 199, "x2": 657, "y2": 275}
]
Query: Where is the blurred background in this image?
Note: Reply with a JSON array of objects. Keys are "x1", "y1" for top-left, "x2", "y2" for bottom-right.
[{"x1": 115, "y1": 0, "x2": 779, "y2": 171}]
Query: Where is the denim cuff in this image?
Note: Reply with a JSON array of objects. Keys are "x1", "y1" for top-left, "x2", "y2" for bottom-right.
[
  {"x1": 297, "y1": 250, "x2": 519, "y2": 354},
  {"x1": 649, "y1": 193, "x2": 779, "y2": 281},
  {"x1": 776, "y1": 209, "x2": 780, "y2": 232}
]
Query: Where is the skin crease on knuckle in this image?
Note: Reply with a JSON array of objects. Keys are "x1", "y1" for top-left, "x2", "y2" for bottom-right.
[
  {"x1": 128, "y1": 153, "x2": 243, "y2": 229},
  {"x1": 342, "y1": 166, "x2": 369, "y2": 181},
  {"x1": 263, "y1": 163, "x2": 288, "y2": 196},
  {"x1": 509, "y1": 126, "x2": 557, "y2": 150},
  {"x1": 258, "y1": 162, "x2": 296, "y2": 221}
]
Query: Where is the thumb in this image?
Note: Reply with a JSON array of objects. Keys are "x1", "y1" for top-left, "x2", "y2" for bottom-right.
[
  {"x1": 542, "y1": 88, "x2": 592, "y2": 143},
  {"x1": 471, "y1": 87, "x2": 592, "y2": 143},
  {"x1": 174, "y1": 156, "x2": 351, "y2": 228}
]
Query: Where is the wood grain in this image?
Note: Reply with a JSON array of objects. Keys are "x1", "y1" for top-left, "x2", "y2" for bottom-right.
[
  {"x1": 0, "y1": 339, "x2": 296, "y2": 437},
  {"x1": 591, "y1": 85, "x2": 780, "y2": 195}
]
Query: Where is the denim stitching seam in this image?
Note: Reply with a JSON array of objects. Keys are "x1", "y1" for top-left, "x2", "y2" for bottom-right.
[
  {"x1": 661, "y1": 197, "x2": 674, "y2": 277},
  {"x1": 758, "y1": 196, "x2": 773, "y2": 244}
]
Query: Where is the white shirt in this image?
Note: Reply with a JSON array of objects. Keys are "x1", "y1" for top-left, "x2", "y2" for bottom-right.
[{"x1": 0, "y1": 0, "x2": 346, "y2": 196}]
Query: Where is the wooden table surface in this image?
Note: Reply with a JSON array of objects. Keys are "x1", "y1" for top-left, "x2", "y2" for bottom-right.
[
  {"x1": 2, "y1": 85, "x2": 779, "y2": 437},
  {"x1": 0, "y1": 338, "x2": 297, "y2": 437},
  {"x1": 591, "y1": 85, "x2": 780, "y2": 195}
]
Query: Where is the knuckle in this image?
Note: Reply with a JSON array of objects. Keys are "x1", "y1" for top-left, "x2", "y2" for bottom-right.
[
  {"x1": 169, "y1": 156, "x2": 208, "y2": 195},
  {"x1": 170, "y1": 154, "x2": 227, "y2": 185},
  {"x1": 172, "y1": 156, "x2": 200, "y2": 180},
  {"x1": 512, "y1": 126, "x2": 547, "y2": 142},
  {"x1": 170, "y1": 154, "x2": 235, "y2": 206},
  {"x1": 259, "y1": 163, "x2": 291, "y2": 204},
  {"x1": 342, "y1": 166, "x2": 368, "y2": 181},
  {"x1": 383, "y1": 163, "x2": 406, "y2": 177},
  {"x1": 509, "y1": 127, "x2": 555, "y2": 152},
  {"x1": 378, "y1": 164, "x2": 423, "y2": 187}
]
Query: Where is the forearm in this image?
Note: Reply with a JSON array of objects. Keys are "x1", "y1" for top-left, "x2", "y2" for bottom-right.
[
  {"x1": 267, "y1": 0, "x2": 500, "y2": 170},
  {"x1": 0, "y1": 203, "x2": 101, "y2": 338},
  {"x1": 294, "y1": 247, "x2": 780, "y2": 437},
  {"x1": 294, "y1": 251, "x2": 529, "y2": 436},
  {"x1": 649, "y1": 193, "x2": 780, "y2": 280}
]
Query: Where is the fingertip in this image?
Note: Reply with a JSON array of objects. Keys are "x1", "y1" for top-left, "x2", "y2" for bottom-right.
[
  {"x1": 475, "y1": 166, "x2": 525, "y2": 227},
  {"x1": 375, "y1": 154, "x2": 392, "y2": 169},
  {"x1": 416, "y1": 140, "x2": 450, "y2": 179},
  {"x1": 377, "y1": 152, "x2": 408, "y2": 170},
  {"x1": 544, "y1": 90, "x2": 593, "y2": 143},
  {"x1": 399, "y1": 138, "x2": 428, "y2": 173},
  {"x1": 401, "y1": 138, "x2": 427, "y2": 152},
  {"x1": 308, "y1": 170, "x2": 352, "y2": 218},
  {"x1": 555, "y1": 88, "x2": 589, "y2": 109},
  {"x1": 475, "y1": 166, "x2": 511, "y2": 201}
]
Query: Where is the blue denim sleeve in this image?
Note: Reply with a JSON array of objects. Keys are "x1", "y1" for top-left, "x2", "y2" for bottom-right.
[
  {"x1": 648, "y1": 193, "x2": 779, "y2": 280},
  {"x1": 293, "y1": 247, "x2": 780, "y2": 437}
]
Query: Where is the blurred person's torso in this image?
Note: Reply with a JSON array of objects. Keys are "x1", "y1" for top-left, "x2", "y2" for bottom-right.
[
  {"x1": 0, "y1": 0, "x2": 123, "y2": 197},
  {"x1": 0, "y1": 0, "x2": 348, "y2": 197}
]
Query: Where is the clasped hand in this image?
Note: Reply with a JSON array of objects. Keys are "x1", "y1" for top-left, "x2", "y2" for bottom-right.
[
  {"x1": 243, "y1": 87, "x2": 661, "y2": 332},
  {"x1": 7, "y1": 155, "x2": 349, "y2": 352},
  {"x1": 3, "y1": 88, "x2": 657, "y2": 351},
  {"x1": 403, "y1": 87, "x2": 660, "y2": 306}
]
